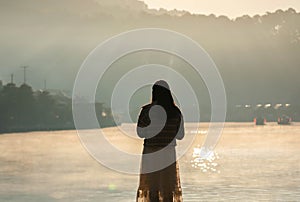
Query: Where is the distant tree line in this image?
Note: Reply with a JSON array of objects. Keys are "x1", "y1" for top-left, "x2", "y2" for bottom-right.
[
  {"x1": 0, "y1": 82, "x2": 117, "y2": 133},
  {"x1": 0, "y1": 81, "x2": 298, "y2": 134},
  {"x1": 1, "y1": 3, "x2": 300, "y2": 125},
  {"x1": 2, "y1": 4, "x2": 300, "y2": 107}
]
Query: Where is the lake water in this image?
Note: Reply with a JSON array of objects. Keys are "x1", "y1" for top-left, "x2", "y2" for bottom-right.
[{"x1": 0, "y1": 123, "x2": 300, "y2": 201}]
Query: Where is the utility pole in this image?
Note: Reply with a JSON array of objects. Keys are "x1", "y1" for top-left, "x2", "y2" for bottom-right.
[
  {"x1": 20, "y1": 66, "x2": 29, "y2": 84},
  {"x1": 10, "y1": 74, "x2": 14, "y2": 84},
  {"x1": 44, "y1": 79, "x2": 47, "y2": 90}
]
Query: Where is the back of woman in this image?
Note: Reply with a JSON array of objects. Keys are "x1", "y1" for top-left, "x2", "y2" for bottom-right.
[{"x1": 136, "y1": 80, "x2": 184, "y2": 202}]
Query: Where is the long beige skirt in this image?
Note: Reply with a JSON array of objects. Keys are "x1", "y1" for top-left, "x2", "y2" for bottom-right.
[{"x1": 136, "y1": 146, "x2": 183, "y2": 202}]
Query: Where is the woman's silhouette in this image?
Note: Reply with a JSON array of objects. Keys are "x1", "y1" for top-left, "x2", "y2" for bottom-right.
[{"x1": 136, "y1": 80, "x2": 184, "y2": 202}]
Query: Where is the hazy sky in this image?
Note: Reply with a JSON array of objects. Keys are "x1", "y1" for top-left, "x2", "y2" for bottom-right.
[{"x1": 143, "y1": 0, "x2": 300, "y2": 18}]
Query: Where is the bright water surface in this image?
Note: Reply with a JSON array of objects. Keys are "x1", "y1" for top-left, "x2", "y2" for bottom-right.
[{"x1": 0, "y1": 123, "x2": 299, "y2": 201}]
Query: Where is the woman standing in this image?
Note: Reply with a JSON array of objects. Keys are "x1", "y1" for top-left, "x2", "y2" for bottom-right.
[{"x1": 136, "y1": 80, "x2": 185, "y2": 202}]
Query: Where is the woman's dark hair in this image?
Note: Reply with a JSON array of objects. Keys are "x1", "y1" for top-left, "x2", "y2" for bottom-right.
[{"x1": 152, "y1": 80, "x2": 175, "y2": 108}]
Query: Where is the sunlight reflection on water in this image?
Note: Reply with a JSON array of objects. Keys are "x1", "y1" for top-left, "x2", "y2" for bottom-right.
[{"x1": 191, "y1": 146, "x2": 220, "y2": 173}]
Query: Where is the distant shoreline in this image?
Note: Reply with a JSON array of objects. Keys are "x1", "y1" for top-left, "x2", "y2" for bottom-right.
[
  {"x1": 0, "y1": 124, "x2": 118, "y2": 135},
  {"x1": 1, "y1": 121, "x2": 298, "y2": 135}
]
